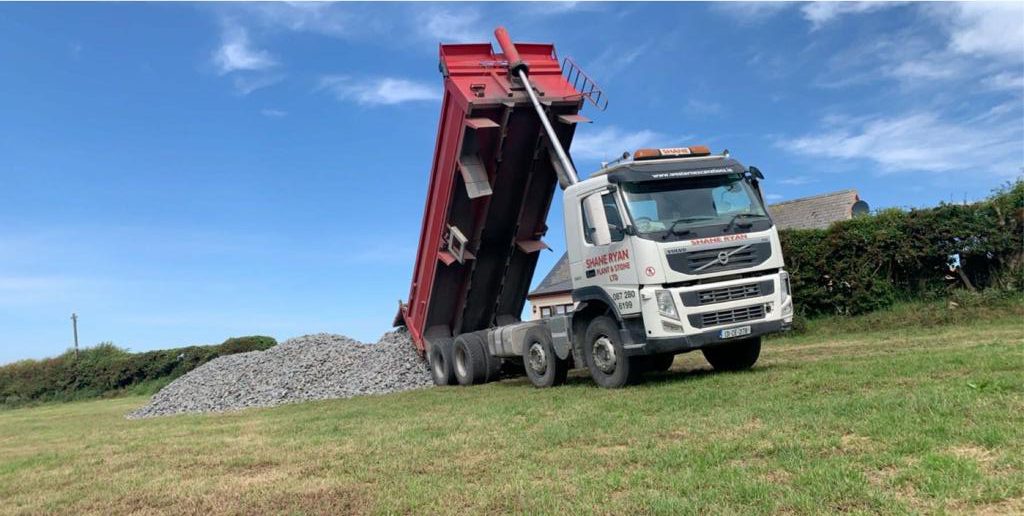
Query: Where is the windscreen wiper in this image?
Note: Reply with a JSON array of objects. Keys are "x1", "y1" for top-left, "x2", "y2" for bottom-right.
[
  {"x1": 662, "y1": 217, "x2": 713, "y2": 239},
  {"x1": 723, "y1": 213, "x2": 765, "y2": 233}
]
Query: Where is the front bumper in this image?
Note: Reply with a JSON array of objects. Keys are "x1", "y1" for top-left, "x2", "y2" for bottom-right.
[
  {"x1": 629, "y1": 270, "x2": 793, "y2": 355},
  {"x1": 623, "y1": 318, "x2": 789, "y2": 356}
]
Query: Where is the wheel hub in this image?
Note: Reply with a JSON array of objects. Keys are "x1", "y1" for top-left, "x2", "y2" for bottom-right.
[
  {"x1": 592, "y1": 336, "x2": 617, "y2": 374},
  {"x1": 432, "y1": 354, "x2": 446, "y2": 379},
  {"x1": 527, "y1": 342, "x2": 547, "y2": 375},
  {"x1": 454, "y1": 347, "x2": 467, "y2": 378}
]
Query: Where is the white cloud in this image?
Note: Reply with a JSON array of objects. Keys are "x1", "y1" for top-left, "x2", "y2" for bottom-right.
[
  {"x1": 231, "y1": 74, "x2": 284, "y2": 95},
  {"x1": 245, "y1": 3, "x2": 355, "y2": 38},
  {"x1": 587, "y1": 41, "x2": 652, "y2": 82},
  {"x1": 570, "y1": 127, "x2": 663, "y2": 161},
  {"x1": 318, "y1": 76, "x2": 438, "y2": 106},
  {"x1": 945, "y1": 3, "x2": 1024, "y2": 59},
  {"x1": 784, "y1": 111, "x2": 1023, "y2": 176},
  {"x1": 212, "y1": 23, "x2": 277, "y2": 75},
  {"x1": 801, "y1": 2, "x2": 901, "y2": 30},
  {"x1": 260, "y1": 108, "x2": 288, "y2": 118},
  {"x1": 711, "y1": 2, "x2": 792, "y2": 24},
  {"x1": 765, "y1": 193, "x2": 784, "y2": 201},
  {"x1": 416, "y1": 8, "x2": 486, "y2": 43},
  {"x1": 777, "y1": 176, "x2": 817, "y2": 186},
  {"x1": 983, "y1": 71, "x2": 1024, "y2": 92},
  {"x1": 685, "y1": 99, "x2": 724, "y2": 116}
]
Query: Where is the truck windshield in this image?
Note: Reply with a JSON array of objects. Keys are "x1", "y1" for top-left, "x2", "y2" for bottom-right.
[{"x1": 620, "y1": 173, "x2": 770, "y2": 240}]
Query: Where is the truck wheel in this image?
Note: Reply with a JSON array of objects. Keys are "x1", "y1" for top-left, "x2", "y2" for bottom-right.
[
  {"x1": 643, "y1": 353, "x2": 675, "y2": 373},
  {"x1": 522, "y1": 326, "x2": 568, "y2": 388},
  {"x1": 482, "y1": 336, "x2": 502, "y2": 383},
  {"x1": 702, "y1": 337, "x2": 761, "y2": 371},
  {"x1": 583, "y1": 316, "x2": 636, "y2": 388},
  {"x1": 453, "y1": 333, "x2": 488, "y2": 386},
  {"x1": 428, "y1": 339, "x2": 457, "y2": 386}
]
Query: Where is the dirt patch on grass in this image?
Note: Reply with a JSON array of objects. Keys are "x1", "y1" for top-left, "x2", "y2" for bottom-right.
[
  {"x1": 949, "y1": 445, "x2": 996, "y2": 467},
  {"x1": 255, "y1": 484, "x2": 375, "y2": 515},
  {"x1": 972, "y1": 496, "x2": 1024, "y2": 515},
  {"x1": 839, "y1": 433, "x2": 874, "y2": 454}
]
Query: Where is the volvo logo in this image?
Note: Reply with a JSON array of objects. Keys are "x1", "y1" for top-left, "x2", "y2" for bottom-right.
[{"x1": 695, "y1": 244, "x2": 752, "y2": 272}]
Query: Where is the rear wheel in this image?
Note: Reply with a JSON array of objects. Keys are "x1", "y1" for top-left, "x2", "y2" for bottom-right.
[
  {"x1": 583, "y1": 316, "x2": 636, "y2": 388},
  {"x1": 428, "y1": 339, "x2": 457, "y2": 386},
  {"x1": 522, "y1": 326, "x2": 568, "y2": 388},
  {"x1": 702, "y1": 337, "x2": 761, "y2": 371},
  {"x1": 453, "y1": 333, "x2": 488, "y2": 386}
]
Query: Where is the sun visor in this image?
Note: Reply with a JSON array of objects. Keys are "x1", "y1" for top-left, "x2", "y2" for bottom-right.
[{"x1": 607, "y1": 158, "x2": 746, "y2": 184}]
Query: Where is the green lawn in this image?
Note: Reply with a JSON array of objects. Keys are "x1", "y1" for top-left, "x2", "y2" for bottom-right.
[{"x1": 1, "y1": 311, "x2": 1022, "y2": 514}]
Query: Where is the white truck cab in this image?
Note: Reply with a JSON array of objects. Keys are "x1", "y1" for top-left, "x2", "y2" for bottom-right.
[{"x1": 548, "y1": 145, "x2": 793, "y2": 387}]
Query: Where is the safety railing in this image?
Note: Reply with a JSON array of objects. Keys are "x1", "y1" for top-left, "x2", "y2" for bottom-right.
[{"x1": 561, "y1": 57, "x2": 609, "y2": 111}]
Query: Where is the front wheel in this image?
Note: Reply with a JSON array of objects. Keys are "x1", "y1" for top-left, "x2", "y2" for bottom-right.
[
  {"x1": 583, "y1": 316, "x2": 636, "y2": 388},
  {"x1": 523, "y1": 327, "x2": 568, "y2": 388},
  {"x1": 702, "y1": 337, "x2": 761, "y2": 371}
]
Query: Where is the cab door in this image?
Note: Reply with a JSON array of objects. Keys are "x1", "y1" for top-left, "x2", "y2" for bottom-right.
[{"x1": 569, "y1": 187, "x2": 641, "y2": 316}]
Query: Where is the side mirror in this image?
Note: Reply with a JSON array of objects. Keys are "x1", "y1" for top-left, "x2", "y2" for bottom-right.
[{"x1": 749, "y1": 166, "x2": 765, "y2": 180}]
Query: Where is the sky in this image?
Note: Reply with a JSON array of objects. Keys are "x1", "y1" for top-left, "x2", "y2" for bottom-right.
[{"x1": 1, "y1": 2, "x2": 1021, "y2": 363}]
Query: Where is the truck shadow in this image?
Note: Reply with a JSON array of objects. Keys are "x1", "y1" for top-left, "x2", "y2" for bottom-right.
[{"x1": 553, "y1": 362, "x2": 773, "y2": 388}]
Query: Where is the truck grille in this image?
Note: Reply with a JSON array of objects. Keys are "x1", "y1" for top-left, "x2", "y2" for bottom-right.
[
  {"x1": 666, "y1": 241, "x2": 772, "y2": 275},
  {"x1": 688, "y1": 304, "x2": 765, "y2": 329},
  {"x1": 680, "y1": 279, "x2": 775, "y2": 307},
  {"x1": 699, "y1": 283, "x2": 760, "y2": 304}
]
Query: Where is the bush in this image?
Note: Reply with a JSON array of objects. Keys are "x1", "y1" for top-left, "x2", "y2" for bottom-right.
[
  {"x1": 781, "y1": 180, "x2": 1024, "y2": 317},
  {"x1": 0, "y1": 335, "x2": 276, "y2": 408}
]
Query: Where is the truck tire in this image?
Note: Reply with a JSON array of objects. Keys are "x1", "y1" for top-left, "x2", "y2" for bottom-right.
[
  {"x1": 702, "y1": 337, "x2": 761, "y2": 371},
  {"x1": 583, "y1": 316, "x2": 636, "y2": 388},
  {"x1": 642, "y1": 353, "x2": 675, "y2": 373},
  {"x1": 482, "y1": 337, "x2": 502, "y2": 383},
  {"x1": 428, "y1": 339, "x2": 457, "y2": 386},
  {"x1": 522, "y1": 326, "x2": 568, "y2": 388},
  {"x1": 453, "y1": 333, "x2": 488, "y2": 386}
]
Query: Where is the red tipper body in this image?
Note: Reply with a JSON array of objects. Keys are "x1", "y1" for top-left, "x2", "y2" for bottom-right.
[{"x1": 398, "y1": 38, "x2": 586, "y2": 354}]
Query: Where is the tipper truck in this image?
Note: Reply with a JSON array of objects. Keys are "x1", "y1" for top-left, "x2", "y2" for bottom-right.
[{"x1": 397, "y1": 27, "x2": 793, "y2": 388}]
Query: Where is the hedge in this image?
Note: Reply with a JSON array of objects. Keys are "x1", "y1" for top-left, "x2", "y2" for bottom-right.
[
  {"x1": 780, "y1": 180, "x2": 1024, "y2": 317},
  {"x1": 0, "y1": 335, "x2": 276, "y2": 408}
]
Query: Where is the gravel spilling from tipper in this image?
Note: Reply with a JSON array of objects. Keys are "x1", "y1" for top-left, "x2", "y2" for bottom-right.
[{"x1": 127, "y1": 329, "x2": 431, "y2": 419}]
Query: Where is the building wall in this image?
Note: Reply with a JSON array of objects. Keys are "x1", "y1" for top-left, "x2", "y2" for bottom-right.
[{"x1": 527, "y1": 293, "x2": 574, "y2": 320}]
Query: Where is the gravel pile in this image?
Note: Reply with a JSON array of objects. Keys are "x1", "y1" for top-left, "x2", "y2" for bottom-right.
[{"x1": 127, "y1": 329, "x2": 431, "y2": 419}]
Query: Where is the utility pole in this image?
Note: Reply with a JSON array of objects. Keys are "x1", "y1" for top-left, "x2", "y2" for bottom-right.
[{"x1": 71, "y1": 313, "x2": 79, "y2": 359}]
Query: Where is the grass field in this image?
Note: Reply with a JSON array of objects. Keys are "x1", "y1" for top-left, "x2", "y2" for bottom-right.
[{"x1": 1, "y1": 307, "x2": 1022, "y2": 514}]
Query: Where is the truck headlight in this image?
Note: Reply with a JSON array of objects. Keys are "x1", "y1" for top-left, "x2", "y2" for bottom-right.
[
  {"x1": 781, "y1": 271, "x2": 791, "y2": 297},
  {"x1": 655, "y1": 290, "x2": 679, "y2": 320}
]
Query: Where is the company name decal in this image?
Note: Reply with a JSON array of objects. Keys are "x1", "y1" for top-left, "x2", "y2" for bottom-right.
[
  {"x1": 586, "y1": 249, "x2": 632, "y2": 279},
  {"x1": 688, "y1": 233, "x2": 749, "y2": 246},
  {"x1": 651, "y1": 167, "x2": 734, "y2": 179},
  {"x1": 586, "y1": 249, "x2": 630, "y2": 269}
]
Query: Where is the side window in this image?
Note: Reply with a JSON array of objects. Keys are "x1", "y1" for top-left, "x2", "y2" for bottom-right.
[
  {"x1": 541, "y1": 307, "x2": 552, "y2": 318},
  {"x1": 581, "y1": 190, "x2": 625, "y2": 245},
  {"x1": 601, "y1": 193, "x2": 624, "y2": 242}
]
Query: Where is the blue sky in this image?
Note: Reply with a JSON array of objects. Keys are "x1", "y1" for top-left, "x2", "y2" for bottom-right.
[{"x1": 1, "y1": 2, "x2": 1021, "y2": 363}]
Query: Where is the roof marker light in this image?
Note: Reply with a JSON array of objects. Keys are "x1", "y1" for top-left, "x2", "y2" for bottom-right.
[{"x1": 633, "y1": 145, "x2": 712, "y2": 161}]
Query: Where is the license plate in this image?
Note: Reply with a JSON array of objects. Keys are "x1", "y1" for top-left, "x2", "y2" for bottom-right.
[{"x1": 720, "y1": 326, "x2": 751, "y2": 339}]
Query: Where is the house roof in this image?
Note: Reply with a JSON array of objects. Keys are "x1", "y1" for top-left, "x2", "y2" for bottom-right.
[
  {"x1": 528, "y1": 253, "x2": 572, "y2": 298},
  {"x1": 527, "y1": 189, "x2": 862, "y2": 297},
  {"x1": 767, "y1": 189, "x2": 860, "y2": 230}
]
